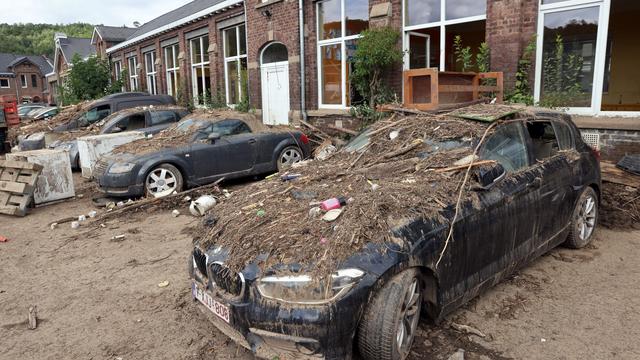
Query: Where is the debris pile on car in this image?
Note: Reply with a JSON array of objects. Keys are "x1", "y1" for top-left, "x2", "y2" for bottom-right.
[
  {"x1": 194, "y1": 105, "x2": 530, "y2": 273},
  {"x1": 600, "y1": 159, "x2": 640, "y2": 230},
  {"x1": 8, "y1": 100, "x2": 96, "y2": 142}
]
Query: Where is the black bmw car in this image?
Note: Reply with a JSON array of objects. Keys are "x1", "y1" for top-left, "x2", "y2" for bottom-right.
[
  {"x1": 96, "y1": 116, "x2": 311, "y2": 198},
  {"x1": 188, "y1": 108, "x2": 601, "y2": 360}
]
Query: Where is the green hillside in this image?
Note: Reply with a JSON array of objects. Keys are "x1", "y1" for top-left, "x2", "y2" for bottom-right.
[{"x1": 0, "y1": 23, "x2": 94, "y2": 58}]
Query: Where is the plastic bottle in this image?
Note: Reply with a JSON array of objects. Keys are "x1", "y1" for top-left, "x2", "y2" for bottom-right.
[{"x1": 320, "y1": 197, "x2": 347, "y2": 211}]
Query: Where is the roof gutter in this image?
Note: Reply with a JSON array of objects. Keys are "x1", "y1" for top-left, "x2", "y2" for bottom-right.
[
  {"x1": 299, "y1": 0, "x2": 307, "y2": 122},
  {"x1": 106, "y1": 0, "x2": 242, "y2": 54}
]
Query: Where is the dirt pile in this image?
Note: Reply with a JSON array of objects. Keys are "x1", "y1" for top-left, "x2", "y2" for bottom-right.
[
  {"x1": 600, "y1": 182, "x2": 640, "y2": 230},
  {"x1": 8, "y1": 101, "x2": 96, "y2": 143},
  {"x1": 194, "y1": 107, "x2": 527, "y2": 273}
]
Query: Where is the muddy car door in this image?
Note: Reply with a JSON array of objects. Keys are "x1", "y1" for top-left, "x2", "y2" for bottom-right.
[
  {"x1": 187, "y1": 119, "x2": 257, "y2": 183},
  {"x1": 439, "y1": 122, "x2": 540, "y2": 305},
  {"x1": 524, "y1": 120, "x2": 576, "y2": 253}
]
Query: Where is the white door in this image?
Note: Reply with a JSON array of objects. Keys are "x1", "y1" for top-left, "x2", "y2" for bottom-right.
[{"x1": 261, "y1": 61, "x2": 290, "y2": 125}]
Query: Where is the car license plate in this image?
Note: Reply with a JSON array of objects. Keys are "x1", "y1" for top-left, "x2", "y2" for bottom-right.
[{"x1": 192, "y1": 282, "x2": 230, "y2": 323}]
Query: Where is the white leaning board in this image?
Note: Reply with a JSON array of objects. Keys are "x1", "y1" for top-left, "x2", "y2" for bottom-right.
[
  {"x1": 78, "y1": 131, "x2": 145, "y2": 178},
  {"x1": 6, "y1": 149, "x2": 75, "y2": 204}
]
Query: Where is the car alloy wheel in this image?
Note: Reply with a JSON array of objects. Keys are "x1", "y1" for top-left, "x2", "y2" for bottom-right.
[
  {"x1": 396, "y1": 278, "x2": 421, "y2": 357},
  {"x1": 146, "y1": 167, "x2": 178, "y2": 198},
  {"x1": 577, "y1": 193, "x2": 597, "y2": 241},
  {"x1": 278, "y1": 147, "x2": 302, "y2": 170}
]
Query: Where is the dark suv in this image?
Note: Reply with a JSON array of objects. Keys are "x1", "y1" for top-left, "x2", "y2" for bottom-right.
[{"x1": 188, "y1": 108, "x2": 601, "y2": 360}]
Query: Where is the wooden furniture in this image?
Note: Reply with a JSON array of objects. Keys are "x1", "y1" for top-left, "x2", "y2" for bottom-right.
[{"x1": 403, "y1": 69, "x2": 504, "y2": 111}]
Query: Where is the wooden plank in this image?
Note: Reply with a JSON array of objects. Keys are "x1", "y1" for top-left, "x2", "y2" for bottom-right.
[
  {"x1": 0, "y1": 204, "x2": 23, "y2": 216},
  {"x1": 0, "y1": 160, "x2": 43, "y2": 171},
  {"x1": 601, "y1": 161, "x2": 640, "y2": 188},
  {"x1": 0, "y1": 180, "x2": 32, "y2": 194}
]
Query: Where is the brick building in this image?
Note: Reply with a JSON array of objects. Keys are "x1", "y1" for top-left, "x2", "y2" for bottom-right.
[
  {"x1": 104, "y1": 0, "x2": 639, "y2": 159},
  {"x1": 47, "y1": 33, "x2": 96, "y2": 105},
  {"x1": 0, "y1": 53, "x2": 53, "y2": 104},
  {"x1": 91, "y1": 26, "x2": 138, "y2": 59}
]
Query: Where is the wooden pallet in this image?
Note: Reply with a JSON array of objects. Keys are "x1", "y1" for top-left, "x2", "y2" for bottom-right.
[{"x1": 0, "y1": 159, "x2": 43, "y2": 216}]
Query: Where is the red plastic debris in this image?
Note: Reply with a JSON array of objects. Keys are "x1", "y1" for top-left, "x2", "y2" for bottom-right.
[{"x1": 0, "y1": 236, "x2": 8, "y2": 243}]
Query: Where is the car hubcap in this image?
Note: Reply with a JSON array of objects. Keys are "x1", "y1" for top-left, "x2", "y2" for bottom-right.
[
  {"x1": 577, "y1": 195, "x2": 597, "y2": 241},
  {"x1": 147, "y1": 168, "x2": 177, "y2": 197},
  {"x1": 397, "y1": 278, "x2": 421, "y2": 357},
  {"x1": 280, "y1": 148, "x2": 302, "y2": 168}
]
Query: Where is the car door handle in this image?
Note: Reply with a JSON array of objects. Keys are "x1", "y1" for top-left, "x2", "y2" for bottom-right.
[{"x1": 248, "y1": 139, "x2": 256, "y2": 144}]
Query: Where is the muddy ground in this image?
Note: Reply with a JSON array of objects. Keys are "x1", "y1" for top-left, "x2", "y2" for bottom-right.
[{"x1": 1, "y1": 176, "x2": 640, "y2": 360}]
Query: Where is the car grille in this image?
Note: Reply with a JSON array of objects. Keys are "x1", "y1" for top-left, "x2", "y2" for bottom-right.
[
  {"x1": 192, "y1": 248, "x2": 244, "y2": 297},
  {"x1": 210, "y1": 263, "x2": 244, "y2": 296},
  {"x1": 93, "y1": 159, "x2": 109, "y2": 178}
]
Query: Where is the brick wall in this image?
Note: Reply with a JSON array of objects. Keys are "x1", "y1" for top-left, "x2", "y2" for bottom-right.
[
  {"x1": 0, "y1": 63, "x2": 48, "y2": 103},
  {"x1": 580, "y1": 128, "x2": 640, "y2": 162},
  {"x1": 487, "y1": 0, "x2": 539, "y2": 90}
]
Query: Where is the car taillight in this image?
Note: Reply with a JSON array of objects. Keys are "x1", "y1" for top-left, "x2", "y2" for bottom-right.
[{"x1": 300, "y1": 133, "x2": 309, "y2": 145}]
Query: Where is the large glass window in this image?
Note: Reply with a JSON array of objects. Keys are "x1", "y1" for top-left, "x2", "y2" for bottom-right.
[
  {"x1": 317, "y1": 0, "x2": 369, "y2": 108},
  {"x1": 113, "y1": 60, "x2": 124, "y2": 92},
  {"x1": 144, "y1": 51, "x2": 158, "y2": 95},
  {"x1": 164, "y1": 44, "x2": 180, "y2": 99},
  {"x1": 223, "y1": 24, "x2": 248, "y2": 106},
  {"x1": 403, "y1": 0, "x2": 486, "y2": 72},
  {"x1": 540, "y1": 7, "x2": 599, "y2": 108},
  {"x1": 190, "y1": 34, "x2": 211, "y2": 105},
  {"x1": 127, "y1": 56, "x2": 139, "y2": 91}
]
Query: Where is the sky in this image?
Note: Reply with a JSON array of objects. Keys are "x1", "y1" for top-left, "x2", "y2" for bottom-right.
[{"x1": 0, "y1": 0, "x2": 194, "y2": 26}]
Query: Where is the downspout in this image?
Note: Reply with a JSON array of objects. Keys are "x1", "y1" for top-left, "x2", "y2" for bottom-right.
[
  {"x1": 243, "y1": 1, "x2": 250, "y2": 106},
  {"x1": 298, "y1": 0, "x2": 308, "y2": 122}
]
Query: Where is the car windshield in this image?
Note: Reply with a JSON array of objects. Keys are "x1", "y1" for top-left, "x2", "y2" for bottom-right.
[{"x1": 176, "y1": 118, "x2": 210, "y2": 133}]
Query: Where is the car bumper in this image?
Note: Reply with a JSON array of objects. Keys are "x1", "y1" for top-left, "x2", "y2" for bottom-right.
[
  {"x1": 190, "y1": 274, "x2": 370, "y2": 360},
  {"x1": 98, "y1": 172, "x2": 145, "y2": 198}
]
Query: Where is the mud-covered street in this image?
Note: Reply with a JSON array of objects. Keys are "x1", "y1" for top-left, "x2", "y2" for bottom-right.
[{"x1": 2, "y1": 192, "x2": 639, "y2": 360}]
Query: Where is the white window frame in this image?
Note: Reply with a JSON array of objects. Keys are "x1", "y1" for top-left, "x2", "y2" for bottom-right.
[
  {"x1": 404, "y1": 32, "x2": 431, "y2": 70},
  {"x1": 20, "y1": 74, "x2": 27, "y2": 88},
  {"x1": 190, "y1": 35, "x2": 211, "y2": 105},
  {"x1": 223, "y1": 24, "x2": 248, "y2": 106},
  {"x1": 164, "y1": 44, "x2": 180, "y2": 99},
  {"x1": 316, "y1": 0, "x2": 369, "y2": 109},
  {"x1": 533, "y1": 0, "x2": 639, "y2": 117},
  {"x1": 401, "y1": 0, "x2": 487, "y2": 72},
  {"x1": 128, "y1": 56, "x2": 139, "y2": 91},
  {"x1": 0, "y1": 78, "x2": 9, "y2": 88},
  {"x1": 114, "y1": 60, "x2": 125, "y2": 92},
  {"x1": 144, "y1": 51, "x2": 158, "y2": 95}
]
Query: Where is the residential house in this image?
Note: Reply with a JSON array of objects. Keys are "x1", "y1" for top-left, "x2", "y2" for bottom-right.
[
  {"x1": 104, "y1": 0, "x2": 639, "y2": 160},
  {"x1": 0, "y1": 53, "x2": 53, "y2": 103},
  {"x1": 91, "y1": 25, "x2": 138, "y2": 59},
  {"x1": 47, "y1": 33, "x2": 96, "y2": 105}
]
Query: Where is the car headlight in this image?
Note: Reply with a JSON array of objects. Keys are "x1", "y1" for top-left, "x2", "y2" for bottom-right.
[
  {"x1": 257, "y1": 268, "x2": 365, "y2": 305},
  {"x1": 108, "y1": 162, "x2": 136, "y2": 174}
]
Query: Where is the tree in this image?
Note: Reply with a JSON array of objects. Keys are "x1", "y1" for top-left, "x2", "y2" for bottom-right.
[
  {"x1": 0, "y1": 23, "x2": 94, "y2": 57},
  {"x1": 61, "y1": 54, "x2": 121, "y2": 105},
  {"x1": 351, "y1": 27, "x2": 403, "y2": 109}
]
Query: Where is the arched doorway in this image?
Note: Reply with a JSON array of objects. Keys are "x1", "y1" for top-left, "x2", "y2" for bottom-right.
[{"x1": 260, "y1": 43, "x2": 290, "y2": 125}]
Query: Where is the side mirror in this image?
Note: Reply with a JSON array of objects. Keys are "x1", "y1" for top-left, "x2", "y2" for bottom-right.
[
  {"x1": 207, "y1": 132, "x2": 221, "y2": 143},
  {"x1": 474, "y1": 162, "x2": 506, "y2": 190}
]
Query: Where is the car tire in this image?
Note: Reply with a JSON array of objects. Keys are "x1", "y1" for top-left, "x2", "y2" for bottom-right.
[
  {"x1": 277, "y1": 146, "x2": 303, "y2": 171},
  {"x1": 357, "y1": 269, "x2": 422, "y2": 360},
  {"x1": 564, "y1": 186, "x2": 598, "y2": 249},
  {"x1": 145, "y1": 163, "x2": 184, "y2": 198}
]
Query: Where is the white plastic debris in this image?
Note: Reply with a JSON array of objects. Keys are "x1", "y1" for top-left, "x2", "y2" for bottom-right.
[
  {"x1": 50, "y1": 223, "x2": 58, "y2": 230},
  {"x1": 70, "y1": 221, "x2": 80, "y2": 229},
  {"x1": 88, "y1": 210, "x2": 98, "y2": 218},
  {"x1": 189, "y1": 195, "x2": 217, "y2": 217},
  {"x1": 78, "y1": 215, "x2": 87, "y2": 222},
  {"x1": 315, "y1": 144, "x2": 337, "y2": 161},
  {"x1": 322, "y1": 209, "x2": 343, "y2": 222},
  {"x1": 171, "y1": 210, "x2": 181, "y2": 217},
  {"x1": 111, "y1": 235, "x2": 126, "y2": 241},
  {"x1": 389, "y1": 130, "x2": 400, "y2": 140},
  {"x1": 308, "y1": 207, "x2": 322, "y2": 218}
]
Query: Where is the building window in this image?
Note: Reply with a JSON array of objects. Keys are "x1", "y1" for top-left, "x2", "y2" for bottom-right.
[
  {"x1": 164, "y1": 44, "x2": 180, "y2": 99},
  {"x1": 317, "y1": 0, "x2": 369, "y2": 108},
  {"x1": 403, "y1": 0, "x2": 486, "y2": 72},
  {"x1": 190, "y1": 34, "x2": 211, "y2": 105},
  {"x1": 0, "y1": 78, "x2": 10, "y2": 88},
  {"x1": 31, "y1": 74, "x2": 37, "y2": 88},
  {"x1": 144, "y1": 51, "x2": 158, "y2": 95},
  {"x1": 128, "y1": 56, "x2": 139, "y2": 91},
  {"x1": 223, "y1": 24, "x2": 248, "y2": 106},
  {"x1": 20, "y1": 75, "x2": 27, "y2": 88},
  {"x1": 114, "y1": 60, "x2": 125, "y2": 92}
]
